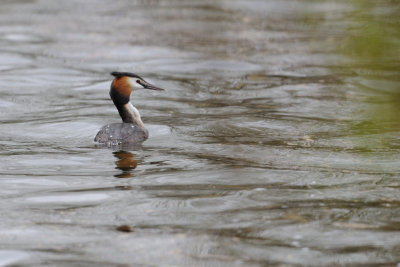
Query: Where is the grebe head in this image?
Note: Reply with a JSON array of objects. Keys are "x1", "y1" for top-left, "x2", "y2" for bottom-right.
[
  {"x1": 110, "y1": 72, "x2": 164, "y2": 94},
  {"x1": 109, "y1": 71, "x2": 165, "y2": 126}
]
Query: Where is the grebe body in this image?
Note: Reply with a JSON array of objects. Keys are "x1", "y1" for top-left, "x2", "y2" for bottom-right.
[{"x1": 94, "y1": 72, "x2": 164, "y2": 146}]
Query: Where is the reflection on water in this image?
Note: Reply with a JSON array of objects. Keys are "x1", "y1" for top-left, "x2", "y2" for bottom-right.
[
  {"x1": 342, "y1": 0, "x2": 400, "y2": 61},
  {"x1": 0, "y1": 0, "x2": 399, "y2": 266},
  {"x1": 337, "y1": 0, "x2": 400, "y2": 151},
  {"x1": 113, "y1": 151, "x2": 137, "y2": 178}
]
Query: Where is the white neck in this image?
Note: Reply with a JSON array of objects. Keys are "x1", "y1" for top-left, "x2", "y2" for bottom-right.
[{"x1": 123, "y1": 102, "x2": 145, "y2": 129}]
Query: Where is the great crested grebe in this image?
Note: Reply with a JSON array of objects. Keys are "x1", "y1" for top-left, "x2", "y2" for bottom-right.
[{"x1": 94, "y1": 72, "x2": 164, "y2": 145}]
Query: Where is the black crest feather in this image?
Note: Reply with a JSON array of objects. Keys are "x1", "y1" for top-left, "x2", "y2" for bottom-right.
[{"x1": 110, "y1": 72, "x2": 143, "y2": 79}]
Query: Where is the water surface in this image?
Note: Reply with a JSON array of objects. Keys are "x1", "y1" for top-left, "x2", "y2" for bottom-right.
[{"x1": 0, "y1": 0, "x2": 399, "y2": 266}]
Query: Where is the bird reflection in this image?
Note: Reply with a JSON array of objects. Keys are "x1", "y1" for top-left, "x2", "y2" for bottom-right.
[{"x1": 113, "y1": 151, "x2": 137, "y2": 178}]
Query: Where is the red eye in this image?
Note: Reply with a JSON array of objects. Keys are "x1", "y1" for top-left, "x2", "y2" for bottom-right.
[{"x1": 136, "y1": 80, "x2": 140, "y2": 83}]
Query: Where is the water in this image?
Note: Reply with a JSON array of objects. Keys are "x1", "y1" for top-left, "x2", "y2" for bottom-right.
[{"x1": 0, "y1": 0, "x2": 399, "y2": 266}]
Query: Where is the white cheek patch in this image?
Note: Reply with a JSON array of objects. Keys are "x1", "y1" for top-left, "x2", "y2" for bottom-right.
[{"x1": 128, "y1": 77, "x2": 145, "y2": 89}]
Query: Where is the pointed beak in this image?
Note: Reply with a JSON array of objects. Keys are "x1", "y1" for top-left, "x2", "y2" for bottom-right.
[{"x1": 142, "y1": 81, "x2": 165, "y2": 91}]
